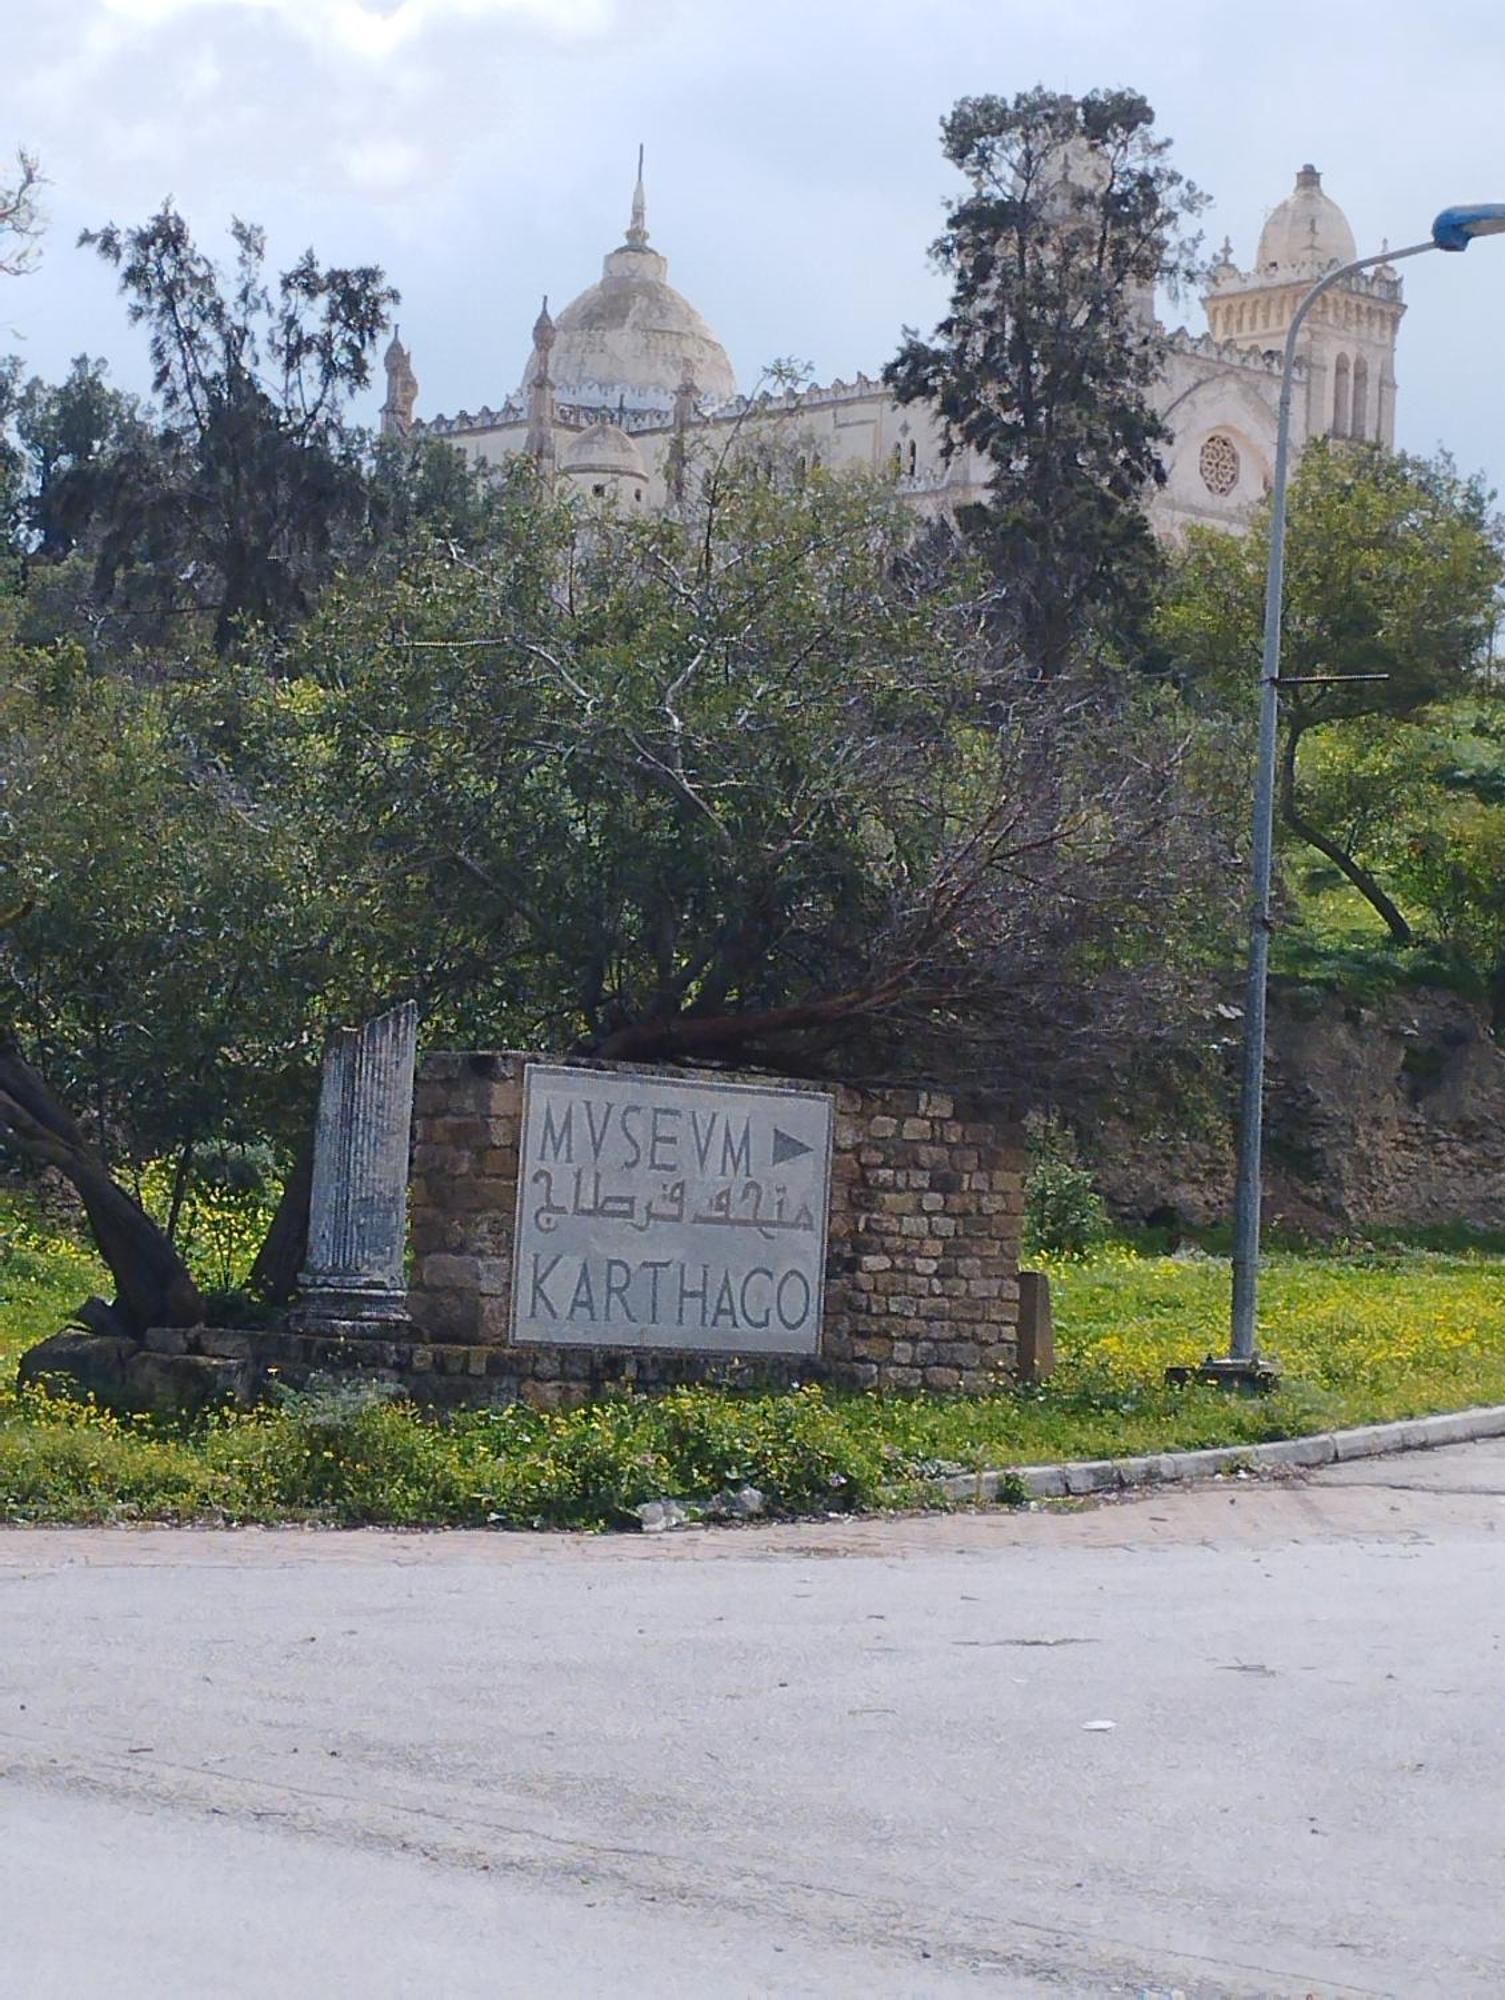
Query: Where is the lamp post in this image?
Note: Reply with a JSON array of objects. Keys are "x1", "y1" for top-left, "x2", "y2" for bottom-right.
[{"x1": 1213, "y1": 202, "x2": 1505, "y2": 1388}]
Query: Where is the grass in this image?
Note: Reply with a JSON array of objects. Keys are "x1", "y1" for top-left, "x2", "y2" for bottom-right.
[{"x1": 3, "y1": 1192, "x2": 1504, "y2": 1527}]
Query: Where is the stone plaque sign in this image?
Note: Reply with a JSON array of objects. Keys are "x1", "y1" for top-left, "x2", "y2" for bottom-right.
[{"x1": 512, "y1": 1064, "x2": 833, "y2": 1353}]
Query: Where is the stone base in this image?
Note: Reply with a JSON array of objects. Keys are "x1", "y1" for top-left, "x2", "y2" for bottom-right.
[
  {"x1": 288, "y1": 1286, "x2": 412, "y2": 1330},
  {"x1": 17, "y1": 1322, "x2": 836, "y2": 1414},
  {"x1": 19, "y1": 1324, "x2": 259, "y2": 1414},
  {"x1": 284, "y1": 1313, "x2": 421, "y2": 1341}
]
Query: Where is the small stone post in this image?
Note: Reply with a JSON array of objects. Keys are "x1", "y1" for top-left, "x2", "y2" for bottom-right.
[
  {"x1": 1016, "y1": 1270, "x2": 1055, "y2": 1383},
  {"x1": 294, "y1": 1002, "x2": 419, "y2": 1329}
]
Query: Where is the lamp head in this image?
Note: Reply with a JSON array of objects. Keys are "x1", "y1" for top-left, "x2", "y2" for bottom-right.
[{"x1": 1432, "y1": 203, "x2": 1505, "y2": 251}]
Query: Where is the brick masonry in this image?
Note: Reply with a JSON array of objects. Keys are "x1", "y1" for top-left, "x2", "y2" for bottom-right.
[{"x1": 401, "y1": 1052, "x2": 1025, "y2": 1406}]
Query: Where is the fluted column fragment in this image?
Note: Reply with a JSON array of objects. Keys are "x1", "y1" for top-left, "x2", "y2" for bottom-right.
[{"x1": 295, "y1": 1002, "x2": 418, "y2": 1328}]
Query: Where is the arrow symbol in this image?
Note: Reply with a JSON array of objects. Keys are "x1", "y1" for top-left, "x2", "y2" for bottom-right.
[{"x1": 771, "y1": 1126, "x2": 813, "y2": 1167}]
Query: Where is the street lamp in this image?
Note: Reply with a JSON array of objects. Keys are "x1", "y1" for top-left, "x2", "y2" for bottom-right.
[{"x1": 1210, "y1": 202, "x2": 1505, "y2": 1388}]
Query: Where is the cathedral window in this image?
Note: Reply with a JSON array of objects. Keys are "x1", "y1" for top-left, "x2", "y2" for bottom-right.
[
  {"x1": 1331, "y1": 354, "x2": 1351, "y2": 438},
  {"x1": 1199, "y1": 433, "x2": 1240, "y2": 497},
  {"x1": 1351, "y1": 357, "x2": 1369, "y2": 441}
]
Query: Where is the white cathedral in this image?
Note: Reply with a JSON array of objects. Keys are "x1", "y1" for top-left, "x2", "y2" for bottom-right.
[{"x1": 380, "y1": 159, "x2": 1404, "y2": 538}]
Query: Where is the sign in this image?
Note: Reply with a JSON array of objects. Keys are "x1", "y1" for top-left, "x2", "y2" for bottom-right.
[{"x1": 512, "y1": 1064, "x2": 833, "y2": 1353}]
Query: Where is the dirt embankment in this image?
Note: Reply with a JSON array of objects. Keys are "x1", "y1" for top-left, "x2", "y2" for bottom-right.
[{"x1": 1091, "y1": 986, "x2": 1505, "y2": 1236}]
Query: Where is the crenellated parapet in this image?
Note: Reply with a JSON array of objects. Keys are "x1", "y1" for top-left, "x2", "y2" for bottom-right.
[{"x1": 1163, "y1": 326, "x2": 1305, "y2": 376}]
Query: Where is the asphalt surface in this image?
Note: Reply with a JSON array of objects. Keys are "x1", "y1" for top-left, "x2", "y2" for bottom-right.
[{"x1": 3, "y1": 1442, "x2": 1505, "y2": 1998}]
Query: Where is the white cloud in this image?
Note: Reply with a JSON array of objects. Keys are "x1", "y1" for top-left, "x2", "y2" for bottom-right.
[
  {"x1": 339, "y1": 136, "x2": 426, "y2": 195},
  {"x1": 96, "y1": 0, "x2": 617, "y2": 61}
]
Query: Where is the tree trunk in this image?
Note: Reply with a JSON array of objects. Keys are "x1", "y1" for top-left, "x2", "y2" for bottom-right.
[
  {"x1": 248, "y1": 1135, "x2": 314, "y2": 1305},
  {"x1": 1280, "y1": 724, "x2": 1414, "y2": 946},
  {"x1": 592, "y1": 976, "x2": 912, "y2": 1063},
  {"x1": 0, "y1": 1040, "x2": 203, "y2": 1336}
]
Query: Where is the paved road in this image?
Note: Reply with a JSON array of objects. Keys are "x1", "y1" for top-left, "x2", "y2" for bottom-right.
[{"x1": 3, "y1": 1444, "x2": 1505, "y2": 1998}]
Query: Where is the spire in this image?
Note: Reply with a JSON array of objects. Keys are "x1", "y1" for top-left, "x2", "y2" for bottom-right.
[
  {"x1": 625, "y1": 143, "x2": 649, "y2": 250},
  {"x1": 532, "y1": 294, "x2": 555, "y2": 355},
  {"x1": 380, "y1": 325, "x2": 418, "y2": 439}
]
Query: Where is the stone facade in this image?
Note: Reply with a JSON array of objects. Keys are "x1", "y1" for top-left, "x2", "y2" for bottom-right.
[
  {"x1": 390, "y1": 162, "x2": 1403, "y2": 543},
  {"x1": 402, "y1": 1052, "x2": 1024, "y2": 1406}
]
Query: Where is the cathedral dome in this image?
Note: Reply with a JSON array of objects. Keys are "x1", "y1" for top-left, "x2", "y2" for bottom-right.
[
  {"x1": 524, "y1": 158, "x2": 737, "y2": 415},
  {"x1": 1256, "y1": 165, "x2": 1358, "y2": 276},
  {"x1": 561, "y1": 419, "x2": 649, "y2": 481}
]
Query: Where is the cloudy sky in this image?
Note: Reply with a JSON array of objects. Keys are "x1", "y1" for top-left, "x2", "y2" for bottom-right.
[{"x1": 5, "y1": 0, "x2": 1505, "y2": 489}]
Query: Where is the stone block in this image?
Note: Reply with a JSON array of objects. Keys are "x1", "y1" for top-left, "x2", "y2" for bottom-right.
[
  {"x1": 124, "y1": 1349, "x2": 249, "y2": 1414},
  {"x1": 198, "y1": 1329, "x2": 255, "y2": 1360},
  {"x1": 420, "y1": 1253, "x2": 481, "y2": 1290},
  {"x1": 882, "y1": 1366, "x2": 922, "y2": 1389},
  {"x1": 408, "y1": 1287, "x2": 482, "y2": 1341},
  {"x1": 478, "y1": 1296, "x2": 513, "y2": 1343}
]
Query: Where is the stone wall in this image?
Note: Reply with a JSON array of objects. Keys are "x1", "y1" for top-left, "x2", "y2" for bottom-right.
[{"x1": 404, "y1": 1052, "x2": 1024, "y2": 1406}]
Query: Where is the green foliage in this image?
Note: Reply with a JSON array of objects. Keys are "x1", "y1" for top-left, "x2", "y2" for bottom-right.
[
  {"x1": 281, "y1": 453, "x2": 1235, "y2": 1077},
  {"x1": 5, "y1": 1165, "x2": 1504, "y2": 1527},
  {"x1": 1161, "y1": 445, "x2": 1501, "y2": 726},
  {"x1": 0, "y1": 1191, "x2": 105, "y2": 1366},
  {"x1": 887, "y1": 85, "x2": 1207, "y2": 672},
  {"x1": 0, "y1": 151, "x2": 43, "y2": 279},
  {"x1": 1159, "y1": 443, "x2": 1505, "y2": 949},
  {"x1": 75, "y1": 203, "x2": 397, "y2": 649},
  {"x1": 1024, "y1": 1122, "x2": 1107, "y2": 1256},
  {"x1": 0, "y1": 1379, "x2": 895, "y2": 1528},
  {"x1": 0, "y1": 356, "x2": 148, "y2": 569},
  {"x1": 0, "y1": 634, "x2": 330, "y2": 1168},
  {"x1": 136, "y1": 1146, "x2": 280, "y2": 1293}
]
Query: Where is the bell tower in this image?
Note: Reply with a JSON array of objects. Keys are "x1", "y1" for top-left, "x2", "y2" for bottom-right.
[{"x1": 1203, "y1": 166, "x2": 1405, "y2": 447}]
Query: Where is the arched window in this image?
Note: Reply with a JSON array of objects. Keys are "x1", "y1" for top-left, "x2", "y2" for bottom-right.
[
  {"x1": 1331, "y1": 354, "x2": 1351, "y2": 438},
  {"x1": 1351, "y1": 357, "x2": 1370, "y2": 441},
  {"x1": 907, "y1": 439, "x2": 918, "y2": 475}
]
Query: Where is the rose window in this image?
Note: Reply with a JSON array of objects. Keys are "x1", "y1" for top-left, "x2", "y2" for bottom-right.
[{"x1": 1199, "y1": 433, "x2": 1240, "y2": 497}]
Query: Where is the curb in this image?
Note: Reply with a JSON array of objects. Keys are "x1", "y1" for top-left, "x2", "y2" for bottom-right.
[{"x1": 930, "y1": 1403, "x2": 1505, "y2": 1504}]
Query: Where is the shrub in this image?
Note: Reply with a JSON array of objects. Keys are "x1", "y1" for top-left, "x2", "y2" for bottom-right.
[{"x1": 1024, "y1": 1120, "x2": 1107, "y2": 1255}]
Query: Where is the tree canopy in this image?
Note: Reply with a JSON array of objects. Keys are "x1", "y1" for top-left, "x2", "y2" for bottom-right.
[
  {"x1": 886, "y1": 87, "x2": 1207, "y2": 676},
  {"x1": 1159, "y1": 442, "x2": 1504, "y2": 941},
  {"x1": 74, "y1": 204, "x2": 398, "y2": 649}
]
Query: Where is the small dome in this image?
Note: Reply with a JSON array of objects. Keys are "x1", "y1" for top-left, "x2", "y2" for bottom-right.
[
  {"x1": 561, "y1": 420, "x2": 649, "y2": 481},
  {"x1": 1256, "y1": 165, "x2": 1357, "y2": 276},
  {"x1": 522, "y1": 159, "x2": 737, "y2": 414}
]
